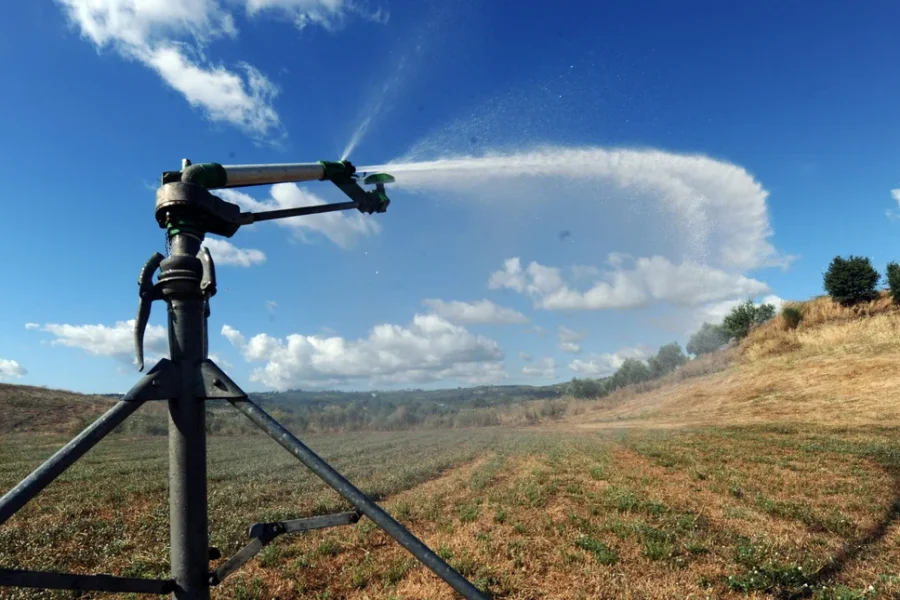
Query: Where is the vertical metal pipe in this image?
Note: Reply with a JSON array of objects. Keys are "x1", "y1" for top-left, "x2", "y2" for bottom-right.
[
  {"x1": 0, "y1": 400, "x2": 143, "y2": 526},
  {"x1": 162, "y1": 234, "x2": 209, "y2": 600}
]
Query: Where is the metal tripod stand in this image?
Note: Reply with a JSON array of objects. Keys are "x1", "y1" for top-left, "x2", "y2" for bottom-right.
[{"x1": 0, "y1": 159, "x2": 489, "y2": 600}]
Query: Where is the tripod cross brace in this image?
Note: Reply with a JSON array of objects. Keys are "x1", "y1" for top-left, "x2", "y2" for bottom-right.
[{"x1": 0, "y1": 159, "x2": 489, "y2": 600}]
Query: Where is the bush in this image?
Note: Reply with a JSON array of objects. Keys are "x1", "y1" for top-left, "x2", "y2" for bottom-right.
[
  {"x1": 823, "y1": 255, "x2": 879, "y2": 306},
  {"x1": 887, "y1": 262, "x2": 900, "y2": 304},
  {"x1": 687, "y1": 323, "x2": 727, "y2": 356},
  {"x1": 781, "y1": 306, "x2": 803, "y2": 330},
  {"x1": 722, "y1": 300, "x2": 777, "y2": 341},
  {"x1": 611, "y1": 359, "x2": 652, "y2": 389},
  {"x1": 566, "y1": 377, "x2": 605, "y2": 399},
  {"x1": 649, "y1": 342, "x2": 688, "y2": 378}
]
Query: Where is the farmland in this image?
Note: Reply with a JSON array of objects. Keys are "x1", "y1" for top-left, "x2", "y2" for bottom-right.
[
  {"x1": 4, "y1": 294, "x2": 900, "y2": 598},
  {"x1": 2, "y1": 423, "x2": 899, "y2": 599}
]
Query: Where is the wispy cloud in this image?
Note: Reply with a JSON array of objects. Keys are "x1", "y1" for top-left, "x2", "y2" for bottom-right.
[
  {"x1": 422, "y1": 299, "x2": 528, "y2": 325},
  {"x1": 569, "y1": 347, "x2": 649, "y2": 378},
  {"x1": 56, "y1": 0, "x2": 381, "y2": 140},
  {"x1": 522, "y1": 357, "x2": 556, "y2": 379},
  {"x1": 31, "y1": 320, "x2": 167, "y2": 364},
  {"x1": 245, "y1": 0, "x2": 389, "y2": 31},
  {"x1": 202, "y1": 237, "x2": 266, "y2": 267},
  {"x1": 557, "y1": 326, "x2": 586, "y2": 353},
  {"x1": 490, "y1": 255, "x2": 770, "y2": 311}
]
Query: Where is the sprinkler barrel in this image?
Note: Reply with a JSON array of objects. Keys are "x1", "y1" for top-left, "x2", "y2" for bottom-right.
[
  {"x1": 163, "y1": 160, "x2": 381, "y2": 189},
  {"x1": 156, "y1": 158, "x2": 394, "y2": 238}
]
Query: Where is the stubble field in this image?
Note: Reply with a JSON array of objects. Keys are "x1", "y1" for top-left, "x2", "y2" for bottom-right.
[{"x1": 2, "y1": 423, "x2": 899, "y2": 599}]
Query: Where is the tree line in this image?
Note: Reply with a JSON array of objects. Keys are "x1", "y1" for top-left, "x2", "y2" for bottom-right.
[{"x1": 566, "y1": 300, "x2": 779, "y2": 399}]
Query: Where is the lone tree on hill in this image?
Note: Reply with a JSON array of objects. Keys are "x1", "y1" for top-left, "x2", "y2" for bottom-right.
[
  {"x1": 823, "y1": 255, "x2": 880, "y2": 305},
  {"x1": 649, "y1": 342, "x2": 688, "y2": 378},
  {"x1": 886, "y1": 261, "x2": 900, "y2": 304},
  {"x1": 687, "y1": 323, "x2": 727, "y2": 356},
  {"x1": 721, "y1": 299, "x2": 776, "y2": 341},
  {"x1": 611, "y1": 358, "x2": 653, "y2": 389}
]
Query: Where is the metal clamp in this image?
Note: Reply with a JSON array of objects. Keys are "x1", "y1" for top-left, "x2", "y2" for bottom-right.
[
  {"x1": 134, "y1": 252, "x2": 165, "y2": 371},
  {"x1": 209, "y1": 511, "x2": 361, "y2": 586}
]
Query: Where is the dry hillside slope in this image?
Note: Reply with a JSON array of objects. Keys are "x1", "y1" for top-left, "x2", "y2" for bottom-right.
[
  {"x1": 0, "y1": 383, "x2": 115, "y2": 434},
  {"x1": 572, "y1": 293, "x2": 900, "y2": 429}
]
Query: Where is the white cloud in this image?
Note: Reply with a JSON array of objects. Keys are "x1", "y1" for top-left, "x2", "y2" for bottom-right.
[
  {"x1": 222, "y1": 314, "x2": 505, "y2": 390},
  {"x1": 218, "y1": 184, "x2": 380, "y2": 249},
  {"x1": 694, "y1": 298, "x2": 742, "y2": 325},
  {"x1": 892, "y1": 189, "x2": 900, "y2": 206},
  {"x1": 488, "y1": 258, "x2": 526, "y2": 293},
  {"x1": 141, "y1": 46, "x2": 281, "y2": 137},
  {"x1": 0, "y1": 359, "x2": 27, "y2": 379},
  {"x1": 245, "y1": 0, "x2": 389, "y2": 31},
  {"x1": 56, "y1": 0, "x2": 284, "y2": 138},
  {"x1": 522, "y1": 357, "x2": 556, "y2": 379},
  {"x1": 490, "y1": 255, "x2": 770, "y2": 311},
  {"x1": 221, "y1": 324, "x2": 246, "y2": 347},
  {"x1": 761, "y1": 294, "x2": 785, "y2": 313},
  {"x1": 422, "y1": 299, "x2": 528, "y2": 325},
  {"x1": 519, "y1": 352, "x2": 533, "y2": 362},
  {"x1": 557, "y1": 326, "x2": 586, "y2": 353},
  {"x1": 24, "y1": 323, "x2": 39, "y2": 330},
  {"x1": 569, "y1": 347, "x2": 649, "y2": 378},
  {"x1": 207, "y1": 352, "x2": 234, "y2": 370},
  {"x1": 265, "y1": 300, "x2": 278, "y2": 313},
  {"x1": 202, "y1": 237, "x2": 266, "y2": 267},
  {"x1": 32, "y1": 320, "x2": 167, "y2": 363}
]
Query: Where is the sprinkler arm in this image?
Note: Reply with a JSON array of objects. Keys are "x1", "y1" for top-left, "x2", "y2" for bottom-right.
[{"x1": 156, "y1": 158, "x2": 392, "y2": 238}]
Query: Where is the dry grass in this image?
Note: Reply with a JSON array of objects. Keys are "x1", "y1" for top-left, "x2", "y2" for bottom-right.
[
  {"x1": 5, "y1": 426, "x2": 893, "y2": 599},
  {"x1": 0, "y1": 383, "x2": 114, "y2": 434},
  {"x1": 571, "y1": 292, "x2": 900, "y2": 429}
]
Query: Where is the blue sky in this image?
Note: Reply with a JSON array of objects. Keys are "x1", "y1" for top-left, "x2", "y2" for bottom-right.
[{"x1": 2, "y1": 0, "x2": 900, "y2": 394}]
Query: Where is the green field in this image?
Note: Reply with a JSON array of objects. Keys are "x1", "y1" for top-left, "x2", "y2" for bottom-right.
[{"x1": 2, "y1": 424, "x2": 899, "y2": 599}]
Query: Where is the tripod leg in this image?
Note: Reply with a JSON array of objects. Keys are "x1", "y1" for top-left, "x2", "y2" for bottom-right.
[
  {"x1": 0, "y1": 400, "x2": 143, "y2": 526},
  {"x1": 227, "y1": 397, "x2": 490, "y2": 600}
]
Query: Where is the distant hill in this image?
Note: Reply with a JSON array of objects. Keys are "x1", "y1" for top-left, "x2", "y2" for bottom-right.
[
  {"x1": 0, "y1": 380, "x2": 568, "y2": 435},
  {"x1": 252, "y1": 383, "x2": 566, "y2": 409},
  {"x1": 0, "y1": 383, "x2": 114, "y2": 434}
]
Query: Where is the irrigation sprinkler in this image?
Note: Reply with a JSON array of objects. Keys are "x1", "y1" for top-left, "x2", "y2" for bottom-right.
[{"x1": 0, "y1": 159, "x2": 488, "y2": 600}]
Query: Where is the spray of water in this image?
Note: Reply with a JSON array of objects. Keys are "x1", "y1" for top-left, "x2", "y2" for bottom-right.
[
  {"x1": 341, "y1": 69, "x2": 401, "y2": 161},
  {"x1": 360, "y1": 145, "x2": 776, "y2": 271},
  {"x1": 340, "y1": 2, "x2": 473, "y2": 161}
]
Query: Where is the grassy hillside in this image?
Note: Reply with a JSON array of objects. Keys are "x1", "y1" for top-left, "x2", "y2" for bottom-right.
[
  {"x1": 0, "y1": 384, "x2": 113, "y2": 434},
  {"x1": 572, "y1": 292, "x2": 900, "y2": 428}
]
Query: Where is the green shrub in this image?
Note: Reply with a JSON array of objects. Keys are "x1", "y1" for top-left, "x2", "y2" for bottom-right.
[
  {"x1": 687, "y1": 323, "x2": 727, "y2": 356},
  {"x1": 722, "y1": 300, "x2": 777, "y2": 341},
  {"x1": 823, "y1": 255, "x2": 879, "y2": 305},
  {"x1": 887, "y1": 262, "x2": 900, "y2": 304},
  {"x1": 781, "y1": 306, "x2": 803, "y2": 330},
  {"x1": 566, "y1": 377, "x2": 605, "y2": 399},
  {"x1": 611, "y1": 359, "x2": 652, "y2": 389},
  {"x1": 648, "y1": 342, "x2": 687, "y2": 378}
]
